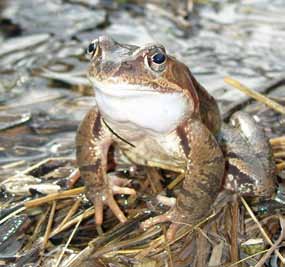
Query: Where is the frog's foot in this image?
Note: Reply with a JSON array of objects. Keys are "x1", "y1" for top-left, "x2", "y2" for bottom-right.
[
  {"x1": 87, "y1": 175, "x2": 136, "y2": 226},
  {"x1": 141, "y1": 208, "x2": 183, "y2": 240},
  {"x1": 141, "y1": 195, "x2": 183, "y2": 240}
]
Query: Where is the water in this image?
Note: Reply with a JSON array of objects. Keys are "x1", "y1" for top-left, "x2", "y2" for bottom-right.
[{"x1": 0, "y1": 0, "x2": 284, "y2": 171}]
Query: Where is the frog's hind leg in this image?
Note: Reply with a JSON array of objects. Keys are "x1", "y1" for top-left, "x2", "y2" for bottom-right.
[
  {"x1": 221, "y1": 111, "x2": 276, "y2": 197},
  {"x1": 230, "y1": 111, "x2": 275, "y2": 178}
]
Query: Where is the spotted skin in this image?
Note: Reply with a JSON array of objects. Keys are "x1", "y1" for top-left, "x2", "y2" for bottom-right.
[
  {"x1": 218, "y1": 112, "x2": 276, "y2": 196},
  {"x1": 77, "y1": 36, "x2": 276, "y2": 239}
]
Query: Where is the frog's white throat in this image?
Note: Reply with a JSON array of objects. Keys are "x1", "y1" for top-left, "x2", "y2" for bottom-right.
[{"x1": 92, "y1": 81, "x2": 189, "y2": 134}]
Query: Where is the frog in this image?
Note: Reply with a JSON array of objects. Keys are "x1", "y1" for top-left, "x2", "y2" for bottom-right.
[{"x1": 76, "y1": 36, "x2": 276, "y2": 239}]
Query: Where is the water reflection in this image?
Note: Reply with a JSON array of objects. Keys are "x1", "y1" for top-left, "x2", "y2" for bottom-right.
[{"x1": 0, "y1": 0, "x2": 284, "y2": 168}]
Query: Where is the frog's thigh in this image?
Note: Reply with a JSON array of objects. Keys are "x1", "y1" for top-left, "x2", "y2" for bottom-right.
[
  {"x1": 230, "y1": 111, "x2": 275, "y2": 177},
  {"x1": 224, "y1": 139, "x2": 275, "y2": 197}
]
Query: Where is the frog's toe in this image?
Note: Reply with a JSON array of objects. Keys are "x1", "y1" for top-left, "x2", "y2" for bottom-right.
[
  {"x1": 112, "y1": 185, "x2": 136, "y2": 195},
  {"x1": 104, "y1": 188, "x2": 128, "y2": 223},
  {"x1": 166, "y1": 223, "x2": 180, "y2": 240},
  {"x1": 141, "y1": 209, "x2": 183, "y2": 240},
  {"x1": 93, "y1": 187, "x2": 128, "y2": 225},
  {"x1": 94, "y1": 193, "x2": 104, "y2": 225},
  {"x1": 108, "y1": 173, "x2": 136, "y2": 195},
  {"x1": 141, "y1": 214, "x2": 181, "y2": 240},
  {"x1": 141, "y1": 211, "x2": 172, "y2": 230}
]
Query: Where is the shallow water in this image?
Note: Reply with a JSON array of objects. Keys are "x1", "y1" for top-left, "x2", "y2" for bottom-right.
[{"x1": 0, "y1": 0, "x2": 284, "y2": 170}]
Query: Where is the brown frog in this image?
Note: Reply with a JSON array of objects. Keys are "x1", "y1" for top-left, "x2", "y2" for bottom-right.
[{"x1": 76, "y1": 36, "x2": 275, "y2": 239}]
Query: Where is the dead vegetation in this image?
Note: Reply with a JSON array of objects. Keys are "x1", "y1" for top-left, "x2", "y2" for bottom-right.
[{"x1": 0, "y1": 79, "x2": 285, "y2": 267}]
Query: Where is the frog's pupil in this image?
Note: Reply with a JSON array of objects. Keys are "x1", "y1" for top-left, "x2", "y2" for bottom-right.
[
  {"x1": 152, "y1": 53, "x2": 166, "y2": 64},
  {"x1": 88, "y1": 42, "x2": 96, "y2": 54}
]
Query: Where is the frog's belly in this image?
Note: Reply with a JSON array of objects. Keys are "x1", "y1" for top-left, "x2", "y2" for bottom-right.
[{"x1": 116, "y1": 133, "x2": 187, "y2": 173}]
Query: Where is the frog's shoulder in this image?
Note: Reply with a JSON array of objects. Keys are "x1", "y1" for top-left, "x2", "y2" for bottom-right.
[{"x1": 189, "y1": 72, "x2": 221, "y2": 135}]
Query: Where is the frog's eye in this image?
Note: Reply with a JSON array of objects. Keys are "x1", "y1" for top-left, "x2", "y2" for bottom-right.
[
  {"x1": 146, "y1": 51, "x2": 167, "y2": 72},
  {"x1": 152, "y1": 53, "x2": 166, "y2": 64},
  {"x1": 87, "y1": 40, "x2": 99, "y2": 57}
]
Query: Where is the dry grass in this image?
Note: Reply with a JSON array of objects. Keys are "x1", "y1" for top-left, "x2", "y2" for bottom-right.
[{"x1": 1, "y1": 77, "x2": 285, "y2": 266}]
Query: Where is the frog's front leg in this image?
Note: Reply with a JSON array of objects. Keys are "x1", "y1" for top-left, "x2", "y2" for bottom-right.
[
  {"x1": 142, "y1": 119, "x2": 225, "y2": 239},
  {"x1": 76, "y1": 107, "x2": 136, "y2": 225}
]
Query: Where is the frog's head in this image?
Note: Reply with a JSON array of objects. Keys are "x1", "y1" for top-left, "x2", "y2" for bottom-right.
[{"x1": 87, "y1": 36, "x2": 200, "y2": 133}]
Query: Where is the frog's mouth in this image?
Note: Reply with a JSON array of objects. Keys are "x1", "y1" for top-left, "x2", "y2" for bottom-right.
[
  {"x1": 91, "y1": 78, "x2": 164, "y2": 97},
  {"x1": 92, "y1": 79, "x2": 190, "y2": 134}
]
